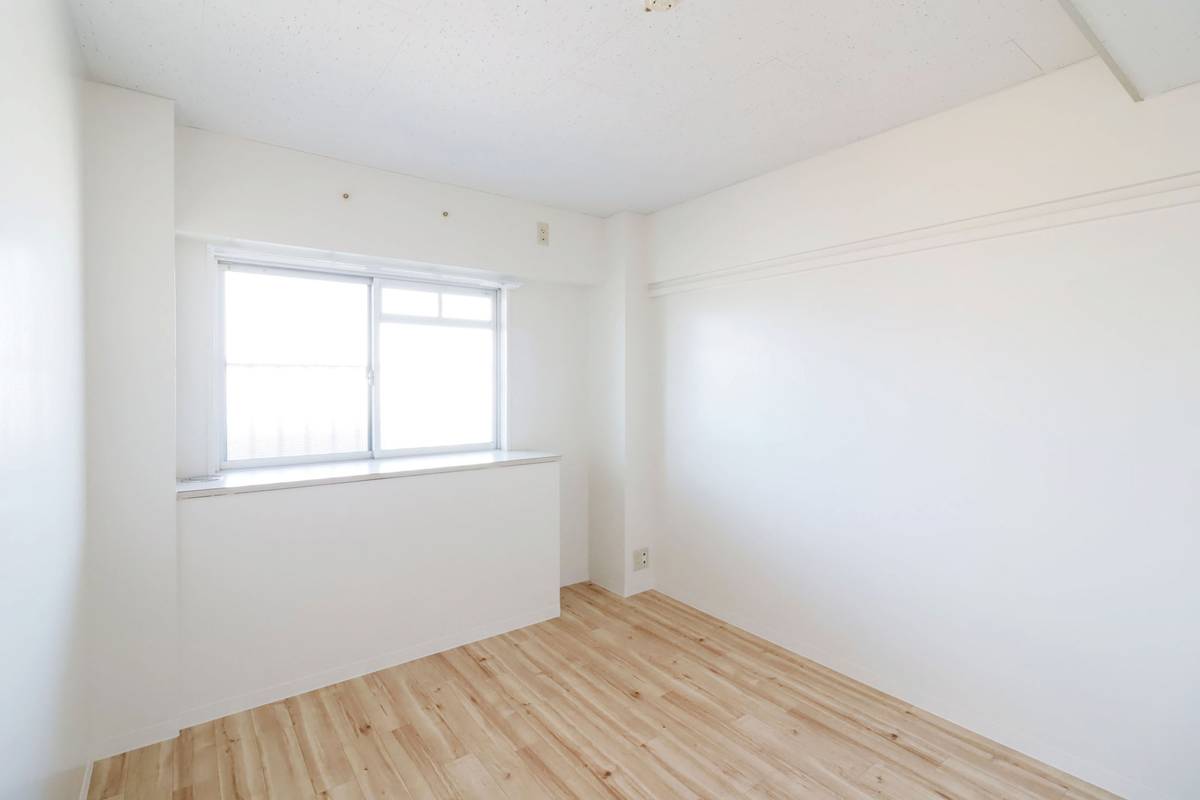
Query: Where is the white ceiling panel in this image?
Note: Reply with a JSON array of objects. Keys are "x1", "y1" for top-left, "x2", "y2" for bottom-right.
[{"x1": 71, "y1": 0, "x2": 1097, "y2": 215}]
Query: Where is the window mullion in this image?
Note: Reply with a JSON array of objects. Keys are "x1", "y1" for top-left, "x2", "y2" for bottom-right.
[
  {"x1": 369, "y1": 277, "x2": 381, "y2": 460},
  {"x1": 493, "y1": 289, "x2": 501, "y2": 450}
]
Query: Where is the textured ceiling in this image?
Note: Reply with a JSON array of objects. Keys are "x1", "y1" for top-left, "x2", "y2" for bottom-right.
[{"x1": 71, "y1": 0, "x2": 1095, "y2": 215}]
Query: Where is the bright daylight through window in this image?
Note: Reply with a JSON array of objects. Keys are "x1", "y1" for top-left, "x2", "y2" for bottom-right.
[{"x1": 223, "y1": 265, "x2": 498, "y2": 466}]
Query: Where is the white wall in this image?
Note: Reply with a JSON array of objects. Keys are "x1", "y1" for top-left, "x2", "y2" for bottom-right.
[
  {"x1": 175, "y1": 129, "x2": 599, "y2": 585},
  {"x1": 587, "y1": 213, "x2": 659, "y2": 597},
  {"x1": 177, "y1": 463, "x2": 560, "y2": 725},
  {"x1": 651, "y1": 59, "x2": 1200, "y2": 287},
  {"x1": 586, "y1": 216, "x2": 631, "y2": 594},
  {"x1": 174, "y1": 235, "x2": 219, "y2": 478},
  {"x1": 649, "y1": 58, "x2": 1200, "y2": 800},
  {"x1": 122, "y1": 110, "x2": 577, "y2": 743},
  {"x1": 83, "y1": 82, "x2": 179, "y2": 758},
  {"x1": 622, "y1": 217, "x2": 659, "y2": 598},
  {"x1": 506, "y1": 283, "x2": 591, "y2": 585},
  {"x1": 176, "y1": 126, "x2": 605, "y2": 285},
  {"x1": 0, "y1": 2, "x2": 89, "y2": 797}
]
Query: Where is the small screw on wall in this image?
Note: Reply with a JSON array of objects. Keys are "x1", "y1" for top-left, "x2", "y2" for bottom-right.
[
  {"x1": 442, "y1": 211, "x2": 450, "y2": 218},
  {"x1": 341, "y1": 192, "x2": 350, "y2": 200}
]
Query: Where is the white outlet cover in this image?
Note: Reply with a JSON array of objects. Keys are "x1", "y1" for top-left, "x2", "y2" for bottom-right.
[{"x1": 633, "y1": 547, "x2": 649, "y2": 570}]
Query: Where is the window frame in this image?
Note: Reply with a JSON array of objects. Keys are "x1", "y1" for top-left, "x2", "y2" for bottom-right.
[{"x1": 216, "y1": 260, "x2": 502, "y2": 471}]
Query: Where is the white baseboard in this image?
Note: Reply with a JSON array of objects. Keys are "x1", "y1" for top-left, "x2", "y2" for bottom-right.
[
  {"x1": 625, "y1": 569, "x2": 655, "y2": 597},
  {"x1": 560, "y1": 569, "x2": 589, "y2": 588},
  {"x1": 175, "y1": 602, "x2": 560, "y2": 730},
  {"x1": 77, "y1": 760, "x2": 93, "y2": 800},
  {"x1": 89, "y1": 719, "x2": 181, "y2": 762}
]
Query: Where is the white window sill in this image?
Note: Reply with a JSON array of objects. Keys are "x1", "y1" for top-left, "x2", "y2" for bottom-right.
[{"x1": 176, "y1": 450, "x2": 561, "y2": 499}]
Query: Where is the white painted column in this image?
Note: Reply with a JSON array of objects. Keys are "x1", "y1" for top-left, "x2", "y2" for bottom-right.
[
  {"x1": 588, "y1": 212, "x2": 658, "y2": 596},
  {"x1": 83, "y1": 82, "x2": 180, "y2": 757}
]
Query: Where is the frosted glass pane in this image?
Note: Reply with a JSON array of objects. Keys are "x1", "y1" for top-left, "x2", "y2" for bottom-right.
[
  {"x1": 382, "y1": 287, "x2": 438, "y2": 317},
  {"x1": 225, "y1": 270, "x2": 368, "y2": 461},
  {"x1": 378, "y1": 323, "x2": 494, "y2": 450},
  {"x1": 226, "y1": 366, "x2": 368, "y2": 460},
  {"x1": 441, "y1": 293, "x2": 493, "y2": 321}
]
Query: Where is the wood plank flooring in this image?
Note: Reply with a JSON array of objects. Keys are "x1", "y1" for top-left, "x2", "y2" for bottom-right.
[{"x1": 88, "y1": 583, "x2": 1123, "y2": 799}]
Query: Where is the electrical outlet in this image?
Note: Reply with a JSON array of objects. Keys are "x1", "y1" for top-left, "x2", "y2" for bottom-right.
[
  {"x1": 537, "y1": 221, "x2": 550, "y2": 246},
  {"x1": 633, "y1": 547, "x2": 649, "y2": 571}
]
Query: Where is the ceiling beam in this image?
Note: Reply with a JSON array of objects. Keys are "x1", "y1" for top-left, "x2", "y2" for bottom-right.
[{"x1": 1056, "y1": 0, "x2": 1144, "y2": 102}]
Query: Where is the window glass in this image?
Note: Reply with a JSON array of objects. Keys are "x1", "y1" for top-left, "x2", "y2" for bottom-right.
[
  {"x1": 441, "y1": 292, "x2": 493, "y2": 322},
  {"x1": 224, "y1": 270, "x2": 369, "y2": 462},
  {"x1": 222, "y1": 268, "x2": 498, "y2": 465},
  {"x1": 381, "y1": 286, "x2": 439, "y2": 317},
  {"x1": 377, "y1": 322, "x2": 495, "y2": 451}
]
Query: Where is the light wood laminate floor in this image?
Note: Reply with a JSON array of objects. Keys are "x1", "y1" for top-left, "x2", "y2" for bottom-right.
[{"x1": 88, "y1": 583, "x2": 1121, "y2": 799}]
